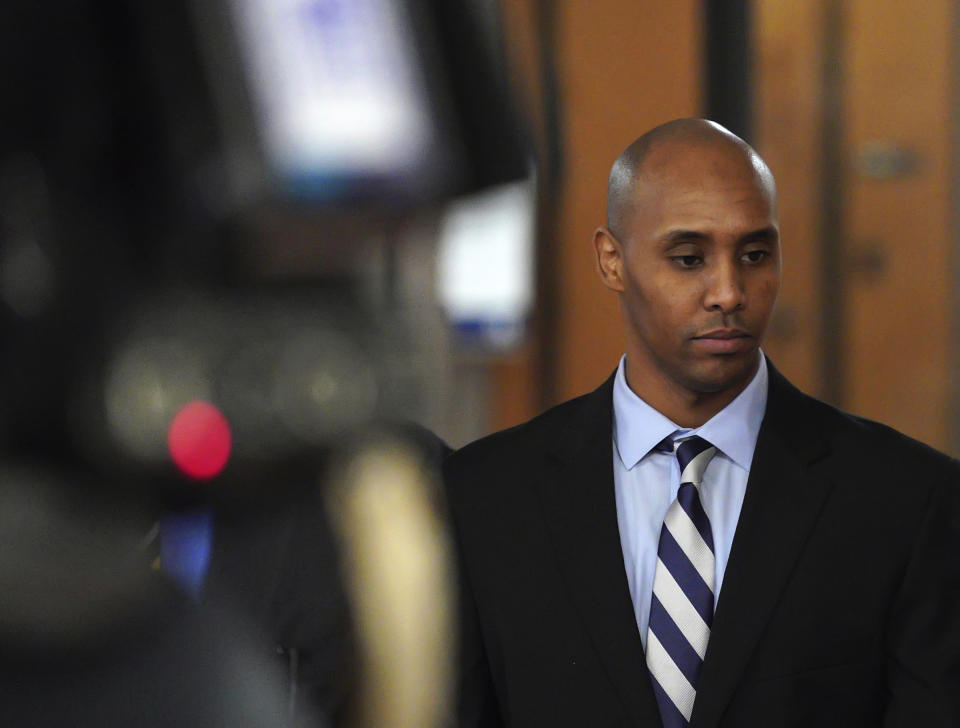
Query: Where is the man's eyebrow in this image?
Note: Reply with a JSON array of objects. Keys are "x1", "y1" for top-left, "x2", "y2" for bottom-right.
[
  {"x1": 660, "y1": 225, "x2": 780, "y2": 246},
  {"x1": 740, "y1": 225, "x2": 779, "y2": 243},
  {"x1": 661, "y1": 229, "x2": 710, "y2": 244}
]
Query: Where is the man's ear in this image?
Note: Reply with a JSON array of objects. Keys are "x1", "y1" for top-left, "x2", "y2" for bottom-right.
[{"x1": 594, "y1": 226, "x2": 626, "y2": 292}]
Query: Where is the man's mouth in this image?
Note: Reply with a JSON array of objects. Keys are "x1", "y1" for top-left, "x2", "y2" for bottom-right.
[
  {"x1": 694, "y1": 328, "x2": 751, "y2": 340},
  {"x1": 691, "y1": 329, "x2": 754, "y2": 354}
]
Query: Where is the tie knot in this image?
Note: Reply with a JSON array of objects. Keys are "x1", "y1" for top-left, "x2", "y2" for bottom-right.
[{"x1": 675, "y1": 436, "x2": 717, "y2": 487}]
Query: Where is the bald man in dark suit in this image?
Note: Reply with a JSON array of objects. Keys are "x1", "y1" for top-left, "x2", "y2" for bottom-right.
[{"x1": 445, "y1": 119, "x2": 960, "y2": 727}]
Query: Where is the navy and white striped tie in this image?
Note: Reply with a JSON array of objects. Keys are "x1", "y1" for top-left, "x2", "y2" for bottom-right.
[{"x1": 647, "y1": 436, "x2": 718, "y2": 727}]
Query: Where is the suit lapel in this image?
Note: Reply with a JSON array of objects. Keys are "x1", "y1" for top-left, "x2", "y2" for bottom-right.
[
  {"x1": 690, "y1": 362, "x2": 834, "y2": 727},
  {"x1": 538, "y1": 374, "x2": 663, "y2": 727}
]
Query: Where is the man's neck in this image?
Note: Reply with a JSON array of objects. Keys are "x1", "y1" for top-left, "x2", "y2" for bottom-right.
[{"x1": 623, "y1": 356, "x2": 759, "y2": 429}]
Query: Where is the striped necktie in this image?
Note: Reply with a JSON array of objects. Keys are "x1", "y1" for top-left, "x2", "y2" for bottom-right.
[{"x1": 647, "y1": 435, "x2": 718, "y2": 727}]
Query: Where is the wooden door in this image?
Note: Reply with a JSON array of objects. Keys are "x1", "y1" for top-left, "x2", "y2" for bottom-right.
[{"x1": 754, "y1": 0, "x2": 958, "y2": 453}]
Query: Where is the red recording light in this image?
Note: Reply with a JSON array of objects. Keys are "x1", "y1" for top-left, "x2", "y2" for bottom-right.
[{"x1": 167, "y1": 401, "x2": 232, "y2": 480}]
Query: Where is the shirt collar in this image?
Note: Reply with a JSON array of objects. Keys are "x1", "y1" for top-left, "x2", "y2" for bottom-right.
[{"x1": 612, "y1": 353, "x2": 768, "y2": 471}]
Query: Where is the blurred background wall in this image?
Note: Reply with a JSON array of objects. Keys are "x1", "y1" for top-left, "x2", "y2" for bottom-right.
[{"x1": 465, "y1": 0, "x2": 960, "y2": 456}]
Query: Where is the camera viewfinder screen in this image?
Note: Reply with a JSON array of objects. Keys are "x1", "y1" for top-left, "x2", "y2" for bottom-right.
[{"x1": 230, "y1": 0, "x2": 441, "y2": 199}]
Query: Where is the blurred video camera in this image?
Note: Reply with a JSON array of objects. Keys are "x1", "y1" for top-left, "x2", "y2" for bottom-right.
[{"x1": 0, "y1": 0, "x2": 527, "y2": 725}]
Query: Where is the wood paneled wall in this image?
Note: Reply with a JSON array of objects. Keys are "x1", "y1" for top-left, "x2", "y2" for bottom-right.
[
  {"x1": 842, "y1": 0, "x2": 955, "y2": 450},
  {"x1": 754, "y1": 0, "x2": 957, "y2": 452}
]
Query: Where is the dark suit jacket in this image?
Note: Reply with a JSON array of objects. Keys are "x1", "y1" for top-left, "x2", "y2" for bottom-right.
[{"x1": 445, "y1": 361, "x2": 960, "y2": 727}]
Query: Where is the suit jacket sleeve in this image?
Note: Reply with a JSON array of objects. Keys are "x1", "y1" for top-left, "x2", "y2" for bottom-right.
[
  {"x1": 452, "y1": 529, "x2": 506, "y2": 727},
  {"x1": 883, "y1": 469, "x2": 960, "y2": 726},
  {"x1": 443, "y1": 446, "x2": 506, "y2": 728}
]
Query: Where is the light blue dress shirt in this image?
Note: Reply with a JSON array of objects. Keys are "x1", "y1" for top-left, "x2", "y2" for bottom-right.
[{"x1": 612, "y1": 354, "x2": 768, "y2": 647}]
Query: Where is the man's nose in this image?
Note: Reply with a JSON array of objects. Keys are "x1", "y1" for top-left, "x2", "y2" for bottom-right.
[{"x1": 704, "y1": 260, "x2": 746, "y2": 314}]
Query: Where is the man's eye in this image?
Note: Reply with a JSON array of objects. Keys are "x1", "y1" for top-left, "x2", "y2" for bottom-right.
[
  {"x1": 742, "y1": 249, "x2": 768, "y2": 264},
  {"x1": 672, "y1": 255, "x2": 702, "y2": 268}
]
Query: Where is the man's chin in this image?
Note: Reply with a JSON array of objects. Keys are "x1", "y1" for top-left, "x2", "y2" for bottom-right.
[{"x1": 684, "y1": 352, "x2": 761, "y2": 395}]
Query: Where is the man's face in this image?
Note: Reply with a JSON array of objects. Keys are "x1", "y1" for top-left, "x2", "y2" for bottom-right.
[{"x1": 600, "y1": 142, "x2": 781, "y2": 397}]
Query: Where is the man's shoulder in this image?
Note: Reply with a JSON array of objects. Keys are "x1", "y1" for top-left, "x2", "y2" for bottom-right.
[
  {"x1": 780, "y1": 377, "x2": 959, "y2": 478},
  {"x1": 449, "y1": 387, "x2": 600, "y2": 468},
  {"x1": 444, "y1": 380, "x2": 610, "y2": 499}
]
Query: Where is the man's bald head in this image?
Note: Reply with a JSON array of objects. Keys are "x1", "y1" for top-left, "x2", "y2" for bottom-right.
[
  {"x1": 593, "y1": 117, "x2": 781, "y2": 421},
  {"x1": 606, "y1": 119, "x2": 776, "y2": 240}
]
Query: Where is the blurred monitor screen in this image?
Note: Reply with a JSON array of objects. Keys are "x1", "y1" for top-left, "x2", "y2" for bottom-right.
[
  {"x1": 437, "y1": 178, "x2": 535, "y2": 349},
  {"x1": 228, "y1": 0, "x2": 449, "y2": 201}
]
